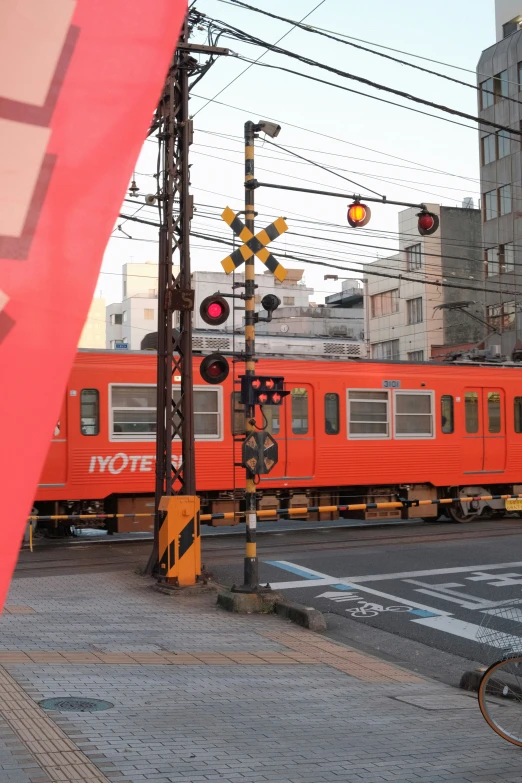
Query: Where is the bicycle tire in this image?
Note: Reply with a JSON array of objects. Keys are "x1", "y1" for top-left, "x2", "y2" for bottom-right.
[{"x1": 478, "y1": 655, "x2": 522, "y2": 747}]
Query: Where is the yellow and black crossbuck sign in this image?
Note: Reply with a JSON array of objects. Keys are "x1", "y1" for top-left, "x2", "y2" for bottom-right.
[{"x1": 220, "y1": 206, "x2": 288, "y2": 282}]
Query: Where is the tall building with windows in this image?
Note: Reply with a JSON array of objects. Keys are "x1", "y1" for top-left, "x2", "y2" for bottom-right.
[
  {"x1": 477, "y1": 2, "x2": 522, "y2": 354},
  {"x1": 364, "y1": 205, "x2": 483, "y2": 360}
]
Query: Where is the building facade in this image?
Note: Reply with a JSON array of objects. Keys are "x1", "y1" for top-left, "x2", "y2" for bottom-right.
[
  {"x1": 78, "y1": 297, "x2": 106, "y2": 349},
  {"x1": 477, "y1": 5, "x2": 522, "y2": 356},
  {"x1": 364, "y1": 205, "x2": 483, "y2": 361}
]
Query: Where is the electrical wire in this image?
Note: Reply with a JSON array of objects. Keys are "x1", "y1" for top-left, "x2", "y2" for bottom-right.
[
  {"x1": 192, "y1": 0, "x2": 327, "y2": 117},
  {"x1": 194, "y1": 14, "x2": 522, "y2": 137}
]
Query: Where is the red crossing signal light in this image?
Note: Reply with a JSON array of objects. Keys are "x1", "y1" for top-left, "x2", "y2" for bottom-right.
[
  {"x1": 200, "y1": 353, "x2": 229, "y2": 384},
  {"x1": 347, "y1": 202, "x2": 371, "y2": 228},
  {"x1": 240, "y1": 375, "x2": 290, "y2": 407},
  {"x1": 417, "y1": 210, "x2": 439, "y2": 236},
  {"x1": 200, "y1": 295, "x2": 230, "y2": 326}
]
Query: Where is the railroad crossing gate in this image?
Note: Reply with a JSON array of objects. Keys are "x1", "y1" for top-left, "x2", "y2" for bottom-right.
[
  {"x1": 158, "y1": 495, "x2": 201, "y2": 585},
  {"x1": 220, "y1": 206, "x2": 288, "y2": 281}
]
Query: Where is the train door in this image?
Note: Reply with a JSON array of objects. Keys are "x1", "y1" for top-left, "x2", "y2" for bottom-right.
[
  {"x1": 463, "y1": 388, "x2": 506, "y2": 473},
  {"x1": 38, "y1": 395, "x2": 68, "y2": 487},
  {"x1": 284, "y1": 385, "x2": 315, "y2": 480}
]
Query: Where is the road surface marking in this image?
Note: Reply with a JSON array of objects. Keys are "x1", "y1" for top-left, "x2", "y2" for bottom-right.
[
  {"x1": 413, "y1": 615, "x2": 522, "y2": 650},
  {"x1": 337, "y1": 561, "x2": 522, "y2": 584}
]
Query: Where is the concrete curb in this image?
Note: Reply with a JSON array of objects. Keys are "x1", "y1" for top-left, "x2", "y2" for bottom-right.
[
  {"x1": 217, "y1": 588, "x2": 283, "y2": 613},
  {"x1": 459, "y1": 668, "x2": 486, "y2": 692},
  {"x1": 274, "y1": 599, "x2": 327, "y2": 632}
]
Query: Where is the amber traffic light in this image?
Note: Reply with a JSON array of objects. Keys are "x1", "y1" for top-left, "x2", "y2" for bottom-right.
[
  {"x1": 417, "y1": 210, "x2": 439, "y2": 236},
  {"x1": 200, "y1": 353, "x2": 229, "y2": 384},
  {"x1": 200, "y1": 294, "x2": 230, "y2": 326},
  {"x1": 347, "y1": 202, "x2": 371, "y2": 228}
]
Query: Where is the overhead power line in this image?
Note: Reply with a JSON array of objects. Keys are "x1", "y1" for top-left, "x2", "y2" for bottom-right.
[
  {"x1": 219, "y1": 0, "x2": 522, "y2": 108},
  {"x1": 197, "y1": 13, "x2": 522, "y2": 137}
]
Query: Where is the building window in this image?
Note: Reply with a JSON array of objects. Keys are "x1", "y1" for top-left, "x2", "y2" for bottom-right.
[
  {"x1": 498, "y1": 130, "x2": 510, "y2": 158},
  {"x1": 324, "y1": 393, "x2": 339, "y2": 435},
  {"x1": 488, "y1": 301, "x2": 516, "y2": 331},
  {"x1": 264, "y1": 406, "x2": 280, "y2": 436},
  {"x1": 441, "y1": 395, "x2": 454, "y2": 434},
  {"x1": 503, "y1": 301, "x2": 516, "y2": 329},
  {"x1": 485, "y1": 247, "x2": 499, "y2": 277},
  {"x1": 144, "y1": 309, "x2": 154, "y2": 320},
  {"x1": 122, "y1": 310, "x2": 128, "y2": 323},
  {"x1": 487, "y1": 304, "x2": 502, "y2": 331},
  {"x1": 407, "y1": 297, "x2": 423, "y2": 325},
  {"x1": 500, "y1": 243, "x2": 514, "y2": 273},
  {"x1": 291, "y1": 388, "x2": 308, "y2": 434},
  {"x1": 482, "y1": 134, "x2": 496, "y2": 164},
  {"x1": 348, "y1": 390, "x2": 389, "y2": 438},
  {"x1": 505, "y1": 19, "x2": 521, "y2": 37},
  {"x1": 80, "y1": 389, "x2": 99, "y2": 436},
  {"x1": 406, "y1": 244, "x2": 422, "y2": 270},
  {"x1": 110, "y1": 385, "x2": 221, "y2": 441},
  {"x1": 494, "y1": 70, "x2": 509, "y2": 100},
  {"x1": 371, "y1": 289, "x2": 399, "y2": 318},
  {"x1": 148, "y1": 288, "x2": 156, "y2": 297},
  {"x1": 488, "y1": 392, "x2": 501, "y2": 433},
  {"x1": 499, "y1": 184, "x2": 512, "y2": 215},
  {"x1": 123, "y1": 280, "x2": 127, "y2": 297},
  {"x1": 372, "y1": 339, "x2": 400, "y2": 360},
  {"x1": 394, "y1": 392, "x2": 433, "y2": 438},
  {"x1": 515, "y1": 396, "x2": 522, "y2": 433},
  {"x1": 231, "y1": 392, "x2": 245, "y2": 435},
  {"x1": 484, "y1": 189, "x2": 498, "y2": 220},
  {"x1": 283, "y1": 296, "x2": 295, "y2": 306},
  {"x1": 480, "y1": 77, "x2": 494, "y2": 109},
  {"x1": 114, "y1": 313, "x2": 123, "y2": 325},
  {"x1": 407, "y1": 350, "x2": 424, "y2": 361}
]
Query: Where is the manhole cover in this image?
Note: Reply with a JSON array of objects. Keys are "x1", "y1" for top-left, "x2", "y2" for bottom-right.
[{"x1": 39, "y1": 697, "x2": 114, "y2": 712}]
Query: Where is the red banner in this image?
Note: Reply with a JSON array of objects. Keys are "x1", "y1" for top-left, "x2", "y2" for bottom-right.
[{"x1": 0, "y1": 0, "x2": 186, "y2": 607}]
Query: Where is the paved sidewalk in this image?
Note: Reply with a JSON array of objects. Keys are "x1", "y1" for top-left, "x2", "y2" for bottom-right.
[{"x1": 1, "y1": 570, "x2": 521, "y2": 783}]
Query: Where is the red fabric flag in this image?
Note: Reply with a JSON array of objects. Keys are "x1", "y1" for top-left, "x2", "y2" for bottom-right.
[{"x1": 0, "y1": 0, "x2": 186, "y2": 607}]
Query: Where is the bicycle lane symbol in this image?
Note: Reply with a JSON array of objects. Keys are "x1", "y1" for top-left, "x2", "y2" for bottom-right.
[{"x1": 315, "y1": 591, "x2": 414, "y2": 618}]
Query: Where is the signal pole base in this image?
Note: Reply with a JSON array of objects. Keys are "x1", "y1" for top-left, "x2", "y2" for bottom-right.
[{"x1": 218, "y1": 587, "x2": 281, "y2": 614}]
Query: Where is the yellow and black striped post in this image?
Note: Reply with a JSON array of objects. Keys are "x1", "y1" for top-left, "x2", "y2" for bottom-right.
[{"x1": 242, "y1": 120, "x2": 259, "y2": 591}]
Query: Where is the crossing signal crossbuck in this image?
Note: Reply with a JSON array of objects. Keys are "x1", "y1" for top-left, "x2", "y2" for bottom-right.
[{"x1": 240, "y1": 375, "x2": 290, "y2": 407}]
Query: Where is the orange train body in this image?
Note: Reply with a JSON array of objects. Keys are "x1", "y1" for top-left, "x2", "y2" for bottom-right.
[{"x1": 35, "y1": 350, "x2": 522, "y2": 524}]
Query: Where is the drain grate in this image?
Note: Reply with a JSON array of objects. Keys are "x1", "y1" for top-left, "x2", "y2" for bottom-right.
[{"x1": 39, "y1": 697, "x2": 114, "y2": 712}]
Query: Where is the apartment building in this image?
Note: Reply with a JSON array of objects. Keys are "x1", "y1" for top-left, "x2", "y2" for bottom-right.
[{"x1": 364, "y1": 205, "x2": 483, "y2": 361}]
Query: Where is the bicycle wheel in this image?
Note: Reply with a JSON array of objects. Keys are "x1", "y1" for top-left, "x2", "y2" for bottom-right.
[{"x1": 478, "y1": 655, "x2": 522, "y2": 747}]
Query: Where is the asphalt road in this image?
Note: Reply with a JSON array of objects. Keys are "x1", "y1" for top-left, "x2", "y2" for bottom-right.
[{"x1": 16, "y1": 517, "x2": 522, "y2": 687}]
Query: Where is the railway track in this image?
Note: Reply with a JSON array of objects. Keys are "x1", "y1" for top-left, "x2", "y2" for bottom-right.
[{"x1": 14, "y1": 517, "x2": 522, "y2": 576}]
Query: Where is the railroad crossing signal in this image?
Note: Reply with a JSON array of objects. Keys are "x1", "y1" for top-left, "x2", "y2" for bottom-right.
[
  {"x1": 417, "y1": 210, "x2": 440, "y2": 236},
  {"x1": 240, "y1": 375, "x2": 289, "y2": 407},
  {"x1": 242, "y1": 431, "x2": 279, "y2": 474},
  {"x1": 347, "y1": 201, "x2": 371, "y2": 228},
  {"x1": 220, "y1": 206, "x2": 288, "y2": 282}
]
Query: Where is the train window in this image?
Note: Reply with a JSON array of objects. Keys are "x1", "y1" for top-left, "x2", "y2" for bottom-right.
[
  {"x1": 110, "y1": 384, "x2": 222, "y2": 441},
  {"x1": 292, "y1": 388, "x2": 308, "y2": 434},
  {"x1": 324, "y1": 393, "x2": 339, "y2": 435},
  {"x1": 441, "y1": 395, "x2": 454, "y2": 434},
  {"x1": 264, "y1": 405, "x2": 280, "y2": 436},
  {"x1": 515, "y1": 397, "x2": 522, "y2": 433},
  {"x1": 487, "y1": 392, "x2": 501, "y2": 433},
  {"x1": 465, "y1": 392, "x2": 479, "y2": 433},
  {"x1": 348, "y1": 390, "x2": 389, "y2": 438},
  {"x1": 231, "y1": 392, "x2": 245, "y2": 436},
  {"x1": 80, "y1": 389, "x2": 99, "y2": 436},
  {"x1": 394, "y1": 392, "x2": 433, "y2": 438}
]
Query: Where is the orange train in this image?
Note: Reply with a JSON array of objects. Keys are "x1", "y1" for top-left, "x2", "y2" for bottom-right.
[{"x1": 35, "y1": 349, "x2": 522, "y2": 529}]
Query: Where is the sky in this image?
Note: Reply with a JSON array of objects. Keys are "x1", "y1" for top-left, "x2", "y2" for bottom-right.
[{"x1": 98, "y1": 0, "x2": 496, "y2": 309}]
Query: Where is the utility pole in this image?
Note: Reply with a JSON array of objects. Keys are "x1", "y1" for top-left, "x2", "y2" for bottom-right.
[
  {"x1": 148, "y1": 17, "x2": 228, "y2": 574},
  {"x1": 242, "y1": 120, "x2": 258, "y2": 590}
]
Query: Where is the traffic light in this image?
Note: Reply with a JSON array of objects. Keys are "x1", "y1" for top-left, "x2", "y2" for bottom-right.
[
  {"x1": 200, "y1": 353, "x2": 229, "y2": 384},
  {"x1": 240, "y1": 375, "x2": 290, "y2": 406},
  {"x1": 417, "y1": 210, "x2": 439, "y2": 236},
  {"x1": 347, "y1": 201, "x2": 371, "y2": 228},
  {"x1": 200, "y1": 294, "x2": 230, "y2": 326}
]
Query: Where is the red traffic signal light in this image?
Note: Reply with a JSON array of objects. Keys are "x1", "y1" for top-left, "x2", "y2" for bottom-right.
[
  {"x1": 200, "y1": 295, "x2": 230, "y2": 326},
  {"x1": 200, "y1": 353, "x2": 229, "y2": 384},
  {"x1": 417, "y1": 210, "x2": 439, "y2": 236},
  {"x1": 240, "y1": 375, "x2": 290, "y2": 407},
  {"x1": 347, "y1": 202, "x2": 371, "y2": 228}
]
